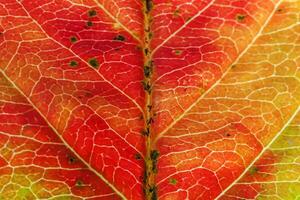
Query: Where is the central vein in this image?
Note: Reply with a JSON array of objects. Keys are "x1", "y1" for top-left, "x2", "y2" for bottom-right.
[{"x1": 141, "y1": 0, "x2": 158, "y2": 199}]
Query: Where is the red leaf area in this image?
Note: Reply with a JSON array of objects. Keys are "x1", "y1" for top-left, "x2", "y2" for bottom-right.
[
  {"x1": 1, "y1": 0, "x2": 299, "y2": 199},
  {"x1": 0, "y1": 72, "x2": 119, "y2": 199}
]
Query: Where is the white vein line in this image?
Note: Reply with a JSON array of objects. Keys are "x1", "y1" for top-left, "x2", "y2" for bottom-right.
[
  {"x1": 92, "y1": 0, "x2": 142, "y2": 43},
  {"x1": 0, "y1": 69, "x2": 127, "y2": 200},
  {"x1": 17, "y1": 1, "x2": 144, "y2": 115},
  {"x1": 151, "y1": 0, "x2": 217, "y2": 55},
  {"x1": 154, "y1": 0, "x2": 282, "y2": 143},
  {"x1": 215, "y1": 106, "x2": 300, "y2": 199}
]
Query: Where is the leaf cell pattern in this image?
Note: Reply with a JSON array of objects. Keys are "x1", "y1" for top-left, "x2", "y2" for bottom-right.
[{"x1": 0, "y1": 0, "x2": 300, "y2": 199}]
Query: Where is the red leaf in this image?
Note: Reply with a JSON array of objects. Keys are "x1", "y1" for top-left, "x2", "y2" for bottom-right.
[{"x1": 1, "y1": 0, "x2": 300, "y2": 199}]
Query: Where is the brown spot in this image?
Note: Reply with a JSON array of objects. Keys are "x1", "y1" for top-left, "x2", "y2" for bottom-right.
[
  {"x1": 277, "y1": 8, "x2": 283, "y2": 13},
  {"x1": 70, "y1": 36, "x2": 77, "y2": 43},
  {"x1": 113, "y1": 34, "x2": 125, "y2": 41},
  {"x1": 236, "y1": 14, "x2": 246, "y2": 22},
  {"x1": 173, "y1": 49, "x2": 182, "y2": 55},
  {"x1": 135, "y1": 153, "x2": 142, "y2": 160},
  {"x1": 86, "y1": 21, "x2": 93, "y2": 27},
  {"x1": 88, "y1": 10, "x2": 97, "y2": 17},
  {"x1": 88, "y1": 58, "x2": 99, "y2": 68},
  {"x1": 249, "y1": 166, "x2": 259, "y2": 175},
  {"x1": 173, "y1": 9, "x2": 180, "y2": 17},
  {"x1": 69, "y1": 60, "x2": 78, "y2": 67},
  {"x1": 76, "y1": 179, "x2": 83, "y2": 186}
]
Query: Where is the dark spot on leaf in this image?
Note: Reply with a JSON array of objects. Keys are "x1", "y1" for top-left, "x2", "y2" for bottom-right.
[
  {"x1": 142, "y1": 81, "x2": 151, "y2": 93},
  {"x1": 88, "y1": 10, "x2": 97, "y2": 17},
  {"x1": 142, "y1": 128, "x2": 149, "y2": 136},
  {"x1": 76, "y1": 179, "x2": 83, "y2": 186},
  {"x1": 151, "y1": 150, "x2": 159, "y2": 160},
  {"x1": 147, "y1": 117, "x2": 154, "y2": 125},
  {"x1": 144, "y1": 48, "x2": 149, "y2": 55},
  {"x1": 150, "y1": 186, "x2": 157, "y2": 200},
  {"x1": 143, "y1": 170, "x2": 148, "y2": 184},
  {"x1": 277, "y1": 8, "x2": 283, "y2": 12},
  {"x1": 151, "y1": 150, "x2": 159, "y2": 173},
  {"x1": 148, "y1": 32, "x2": 153, "y2": 39},
  {"x1": 146, "y1": 0, "x2": 153, "y2": 12},
  {"x1": 68, "y1": 156, "x2": 76, "y2": 164},
  {"x1": 70, "y1": 36, "x2": 77, "y2": 43},
  {"x1": 236, "y1": 14, "x2": 246, "y2": 22},
  {"x1": 226, "y1": 133, "x2": 231, "y2": 137},
  {"x1": 113, "y1": 34, "x2": 125, "y2": 41},
  {"x1": 88, "y1": 58, "x2": 99, "y2": 68},
  {"x1": 135, "y1": 153, "x2": 142, "y2": 160},
  {"x1": 231, "y1": 65, "x2": 237, "y2": 69},
  {"x1": 86, "y1": 21, "x2": 93, "y2": 27},
  {"x1": 169, "y1": 178, "x2": 177, "y2": 185},
  {"x1": 173, "y1": 49, "x2": 182, "y2": 55},
  {"x1": 144, "y1": 66, "x2": 152, "y2": 77},
  {"x1": 69, "y1": 60, "x2": 78, "y2": 67},
  {"x1": 173, "y1": 9, "x2": 180, "y2": 17},
  {"x1": 249, "y1": 166, "x2": 259, "y2": 175}
]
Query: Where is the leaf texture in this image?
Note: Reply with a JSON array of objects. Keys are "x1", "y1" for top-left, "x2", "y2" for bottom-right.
[
  {"x1": 0, "y1": 72, "x2": 120, "y2": 199},
  {"x1": 0, "y1": 0, "x2": 300, "y2": 199}
]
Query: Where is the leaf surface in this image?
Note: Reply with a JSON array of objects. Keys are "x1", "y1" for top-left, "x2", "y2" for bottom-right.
[{"x1": 0, "y1": 0, "x2": 300, "y2": 199}]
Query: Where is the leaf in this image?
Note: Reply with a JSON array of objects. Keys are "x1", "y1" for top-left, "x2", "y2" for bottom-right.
[{"x1": 0, "y1": 0, "x2": 300, "y2": 199}]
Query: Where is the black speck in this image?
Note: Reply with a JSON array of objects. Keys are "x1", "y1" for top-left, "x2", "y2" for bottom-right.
[
  {"x1": 146, "y1": 0, "x2": 153, "y2": 12},
  {"x1": 86, "y1": 21, "x2": 93, "y2": 27},
  {"x1": 76, "y1": 180, "x2": 83, "y2": 186},
  {"x1": 142, "y1": 128, "x2": 149, "y2": 136},
  {"x1": 143, "y1": 170, "x2": 148, "y2": 184},
  {"x1": 88, "y1": 10, "x2": 97, "y2": 17},
  {"x1": 69, "y1": 60, "x2": 78, "y2": 67},
  {"x1": 147, "y1": 117, "x2": 154, "y2": 125},
  {"x1": 236, "y1": 14, "x2": 246, "y2": 22},
  {"x1": 135, "y1": 153, "x2": 142, "y2": 160},
  {"x1": 69, "y1": 157, "x2": 76, "y2": 164},
  {"x1": 150, "y1": 186, "x2": 157, "y2": 200},
  {"x1": 70, "y1": 36, "x2": 78, "y2": 43},
  {"x1": 147, "y1": 105, "x2": 152, "y2": 111},
  {"x1": 88, "y1": 58, "x2": 99, "y2": 68},
  {"x1": 114, "y1": 34, "x2": 125, "y2": 41},
  {"x1": 144, "y1": 48, "x2": 149, "y2": 55},
  {"x1": 144, "y1": 66, "x2": 152, "y2": 77},
  {"x1": 142, "y1": 81, "x2": 151, "y2": 93},
  {"x1": 277, "y1": 8, "x2": 283, "y2": 12},
  {"x1": 150, "y1": 150, "x2": 159, "y2": 160}
]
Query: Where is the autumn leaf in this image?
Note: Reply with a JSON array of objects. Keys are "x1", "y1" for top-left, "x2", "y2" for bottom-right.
[{"x1": 0, "y1": 0, "x2": 300, "y2": 199}]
